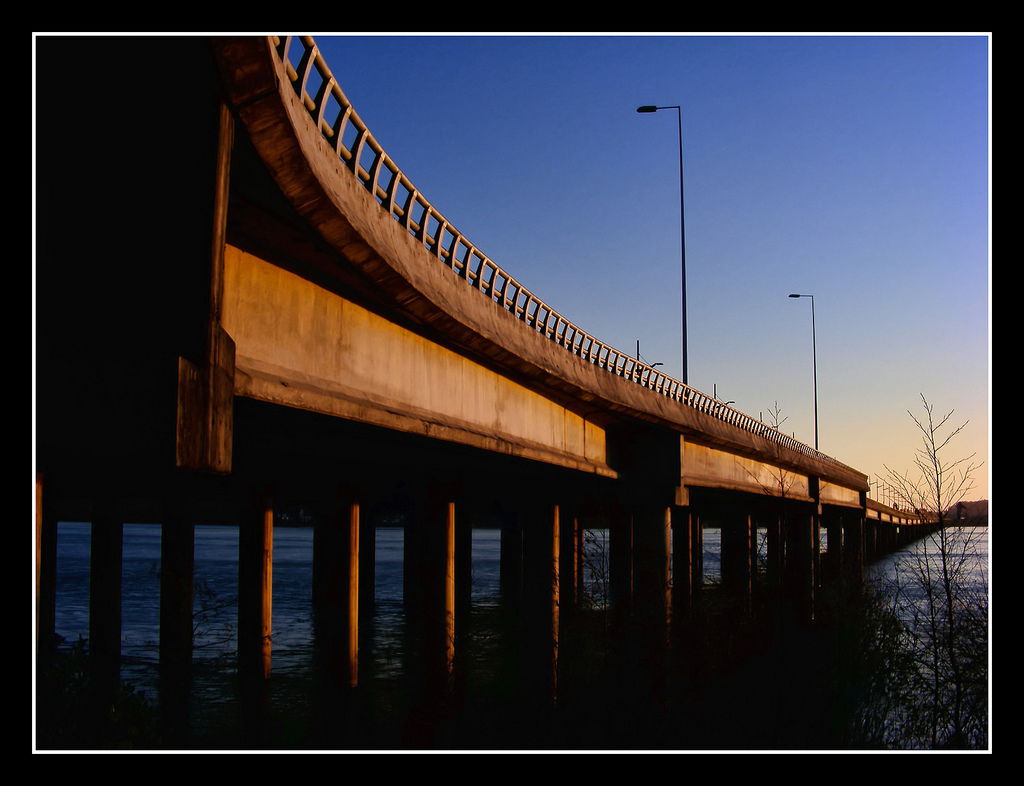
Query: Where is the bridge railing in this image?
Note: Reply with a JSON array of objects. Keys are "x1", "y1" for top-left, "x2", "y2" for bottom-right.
[{"x1": 269, "y1": 35, "x2": 854, "y2": 473}]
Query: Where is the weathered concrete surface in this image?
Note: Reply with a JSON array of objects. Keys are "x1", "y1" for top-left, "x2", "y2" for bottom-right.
[
  {"x1": 819, "y1": 481, "x2": 862, "y2": 508},
  {"x1": 680, "y1": 441, "x2": 812, "y2": 502},
  {"x1": 213, "y1": 37, "x2": 869, "y2": 496},
  {"x1": 223, "y1": 244, "x2": 612, "y2": 476}
]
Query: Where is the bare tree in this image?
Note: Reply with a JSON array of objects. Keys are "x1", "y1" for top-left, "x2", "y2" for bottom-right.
[
  {"x1": 884, "y1": 394, "x2": 983, "y2": 524},
  {"x1": 878, "y1": 395, "x2": 988, "y2": 748},
  {"x1": 580, "y1": 528, "x2": 611, "y2": 615},
  {"x1": 764, "y1": 400, "x2": 788, "y2": 433}
]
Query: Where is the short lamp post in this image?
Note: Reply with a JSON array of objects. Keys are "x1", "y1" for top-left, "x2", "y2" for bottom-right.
[{"x1": 788, "y1": 293, "x2": 818, "y2": 451}]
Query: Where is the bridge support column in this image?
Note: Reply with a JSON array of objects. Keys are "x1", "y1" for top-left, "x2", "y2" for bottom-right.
[
  {"x1": 399, "y1": 481, "x2": 459, "y2": 745},
  {"x1": 342, "y1": 489, "x2": 363, "y2": 690},
  {"x1": 812, "y1": 504, "x2": 822, "y2": 595},
  {"x1": 609, "y1": 504, "x2": 634, "y2": 623},
  {"x1": 560, "y1": 509, "x2": 583, "y2": 613},
  {"x1": 671, "y1": 503, "x2": 699, "y2": 619},
  {"x1": 159, "y1": 493, "x2": 194, "y2": 741},
  {"x1": 766, "y1": 511, "x2": 786, "y2": 592},
  {"x1": 634, "y1": 502, "x2": 672, "y2": 707},
  {"x1": 500, "y1": 514, "x2": 524, "y2": 614},
  {"x1": 634, "y1": 503, "x2": 672, "y2": 641},
  {"x1": 238, "y1": 488, "x2": 274, "y2": 688},
  {"x1": 36, "y1": 474, "x2": 58, "y2": 659},
  {"x1": 822, "y1": 508, "x2": 844, "y2": 583},
  {"x1": 522, "y1": 500, "x2": 561, "y2": 706},
  {"x1": 311, "y1": 483, "x2": 375, "y2": 745},
  {"x1": 455, "y1": 511, "x2": 472, "y2": 667},
  {"x1": 784, "y1": 504, "x2": 817, "y2": 624},
  {"x1": 89, "y1": 496, "x2": 123, "y2": 710},
  {"x1": 692, "y1": 505, "x2": 704, "y2": 599},
  {"x1": 496, "y1": 502, "x2": 525, "y2": 709},
  {"x1": 405, "y1": 484, "x2": 458, "y2": 698},
  {"x1": 844, "y1": 498, "x2": 866, "y2": 585},
  {"x1": 358, "y1": 513, "x2": 376, "y2": 660},
  {"x1": 720, "y1": 505, "x2": 754, "y2": 615},
  {"x1": 555, "y1": 501, "x2": 588, "y2": 700},
  {"x1": 313, "y1": 487, "x2": 362, "y2": 690}
]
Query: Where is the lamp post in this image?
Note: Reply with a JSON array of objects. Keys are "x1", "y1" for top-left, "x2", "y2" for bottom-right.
[
  {"x1": 635, "y1": 339, "x2": 664, "y2": 368},
  {"x1": 637, "y1": 104, "x2": 687, "y2": 385},
  {"x1": 788, "y1": 293, "x2": 818, "y2": 450}
]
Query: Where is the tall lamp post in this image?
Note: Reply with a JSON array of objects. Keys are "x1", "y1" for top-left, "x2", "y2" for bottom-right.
[
  {"x1": 637, "y1": 104, "x2": 687, "y2": 386},
  {"x1": 788, "y1": 293, "x2": 818, "y2": 450}
]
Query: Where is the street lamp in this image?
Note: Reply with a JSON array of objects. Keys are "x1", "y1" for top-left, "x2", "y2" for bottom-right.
[
  {"x1": 788, "y1": 293, "x2": 818, "y2": 450},
  {"x1": 637, "y1": 104, "x2": 687, "y2": 385},
  {"x1": 635, "y1": 339, "x2": 664, "y2": 368}
]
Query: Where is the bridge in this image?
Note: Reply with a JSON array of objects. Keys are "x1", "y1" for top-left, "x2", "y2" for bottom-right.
[{"x1": 35, "y1": 36, "x2": 933, "y2": 746}]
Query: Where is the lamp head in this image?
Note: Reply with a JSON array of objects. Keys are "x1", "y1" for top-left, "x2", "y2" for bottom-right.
[
  {"x1": 636, "y1": 105, "x2": 659, "y2": 113},
  {"x1": 788, "y1": 293, "x2": 801, "y2": 298}
]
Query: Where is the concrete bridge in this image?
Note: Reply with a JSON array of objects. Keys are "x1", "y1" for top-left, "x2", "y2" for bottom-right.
[{"x1": 35, "y1": 36, "x2": 934, "y2": 745}]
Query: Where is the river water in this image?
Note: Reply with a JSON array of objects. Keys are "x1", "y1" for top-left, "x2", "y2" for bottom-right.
[
  {"x1": 44, "y1": 521, "x2": 989, "y2": 746},
  {"x1": 46, "y1": 524, "x2": 815, "y2": 693},
  {"x1": 865, "y1": 526, "x2": 989, "y2": 626},
  {"x1": 51, "y1": 523, "x2": 506, "y2": 735}
]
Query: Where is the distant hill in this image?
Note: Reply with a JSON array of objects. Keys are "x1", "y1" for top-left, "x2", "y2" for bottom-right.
[{"x1": 947, "y1": 499, "x2": 988, "y2": 524}]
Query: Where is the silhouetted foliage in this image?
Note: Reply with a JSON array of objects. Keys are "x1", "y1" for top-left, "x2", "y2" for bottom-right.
[{"x1": 36, "y1": 638, "x2": 161, "y2": 749}]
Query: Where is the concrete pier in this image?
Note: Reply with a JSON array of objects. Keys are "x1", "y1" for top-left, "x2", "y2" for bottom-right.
[
  {"x1": 238, "y1": 489, "x2": 274, "y2": 684},
  {"x1": 159, "y1": 497, "x2": 194, "y2": 738},
  {"x1": 88, "y1": 498, "x2": 123, "y2": 707}
]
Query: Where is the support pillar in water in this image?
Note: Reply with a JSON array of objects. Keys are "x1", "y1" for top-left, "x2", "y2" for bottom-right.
[
  {"x1": 159, "y1": 492, "x2": 194, "y2": 739},
  {"x1": 609, "y1": 502, "x2": 634, "y2": 624},
  {"x1": 239, "y1": 488, "x2": 273, "y2": 684},
  {"x1": 500, "y1": 511, "x2": 523, "y2": 615},
  {"x1": 89, "y1": 496, "x2": 123, "y2": 705},
  {"x1": 823, "y1": 508, "x2": 843, "y2": 582},
  {"x1": 634, "y1": 503, "x2": 672, "y2": 639},
  {"x1": 36, "y1": 473, "x2": 58, "y2": 658},
  {"x1": 560, "y1": 508, "x2": 582, "y2": 613},
  {"x1": 844, "y1": 505, "x2": 865, "y2": 586},
  {"x1": 785, "y1": 506, "x2": 817, "y2": 624},
  {"x1": 340, "y1": 489, "x2": 361, "y2": 689},
  {"x1": 720, "y1": 506, "x2": 754, "y2": 615},
  {"x1": 766, "y1": 511, "x2": 785, "y2": 592},
  {"x1": 671, "y1": 503, "x2": 697, "y2": 619},
  {"x1": 405, "y1": 483, "x2": 458, "y2": 694},
  {"x1": 522, "y1": 499, "x2": 560, "y2": 704}
]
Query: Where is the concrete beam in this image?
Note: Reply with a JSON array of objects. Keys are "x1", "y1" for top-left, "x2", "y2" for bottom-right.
[{"x1": 223, "y1": 246, "x2": 615, "y2": 479}]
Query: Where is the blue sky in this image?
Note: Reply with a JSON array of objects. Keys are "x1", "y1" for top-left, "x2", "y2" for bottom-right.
[{"x1": 310, "y1": 33, "x2": 990, "y2": 500}]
